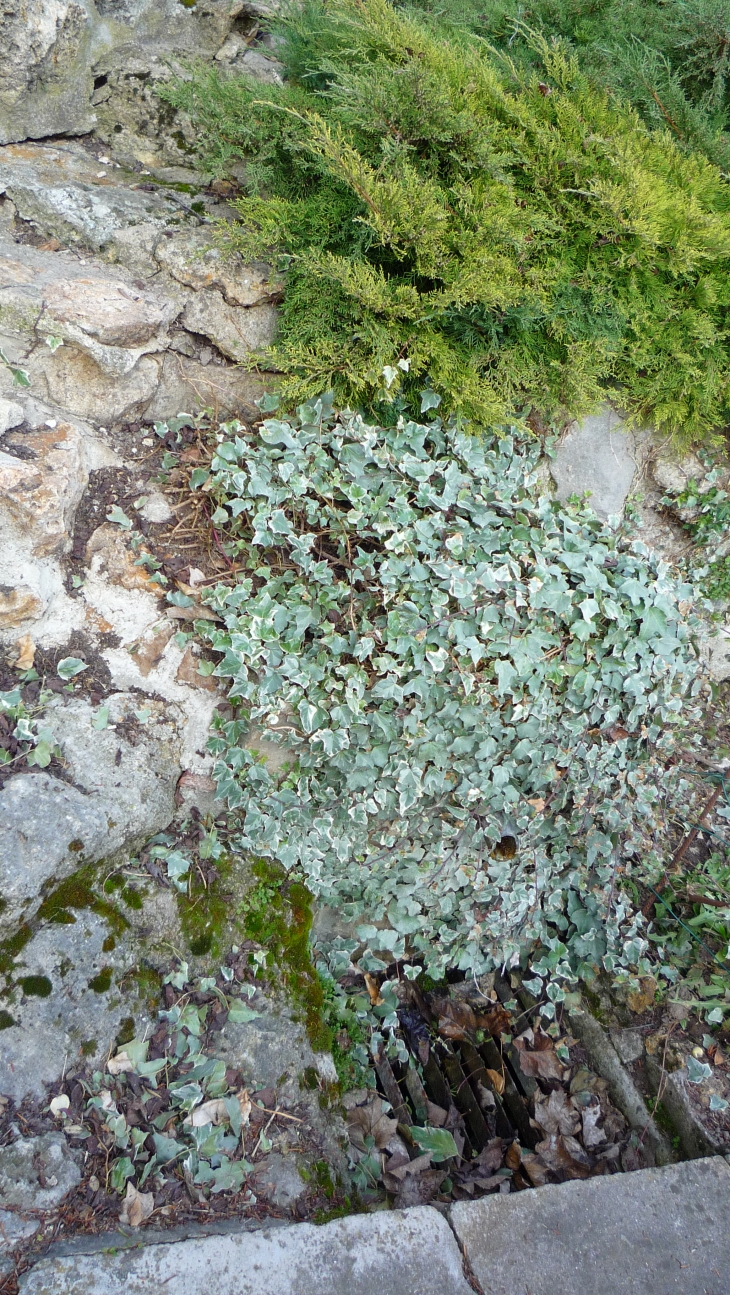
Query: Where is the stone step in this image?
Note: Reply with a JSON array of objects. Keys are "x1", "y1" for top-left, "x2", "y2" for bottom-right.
[{"x1": 18, "y1": 1157, "x2": 730, "y2": 1295}]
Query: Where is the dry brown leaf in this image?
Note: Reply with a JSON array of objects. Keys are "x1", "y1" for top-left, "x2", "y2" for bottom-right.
[
  {"x1": 533, "y1": 1089, "x2": 580, "y2": 1137},
  {"x1": 119, "y1": 1181, "x2": 154, "y2": 1228},
  {"x1": 505, "y1": 1141, "x2": 522, "y2": 1170},
  {"x1": 237, "y1": 1088, "x2": 252, "y2": 1127},
  {"x1": 13, "y1": 635, "x2": 35, "y2": 672},
  {"x1": 425, "y1": 1100, "x2": 447, "y2": 1127},
  {"x1": 347, "y1": 1097, "x2": 398, "y2": 1152},
  {"x1": 514, "y1": 1030, "x2": 563, "y2": 1082},
  {"x1": 106, "y1": 1051, "x2": 135, "y2": 1076},
  {"x1": 476, "y1": 1004, "x2": 511, "y2": 1037},
  {"x1": 364, "y1": 973, "x2": 384, "y2": 1006},
  {"x1": 535, "y1": 1134, "x2": 592, "y2": 1179},
  {"x1": 394, "y1": 1168, "x2": 446, "y2": 1208},
  {"x1": 473, "y1": 1138, "x2": 504, "y2": 1174},
  {"x1": 432, "y1": 996, "x2": 477, "y2": 1041},
  {"x1": 581, "y1": 1104, "x2": 605, "y2": 1149},
  {"x1": 485, "y1": 1067, "x2": 505, "y2": 1096},
  {"x1": 627, "y1": 975, "x2": 657, "y2": 1014},
  {"x1": 184, "y1": 1098, "x2": 229, "y2": 1128},
  {"x1": 520, "y1": 1152, "x2": 551, "y2": 1187},
  {"x1": 527, "y1": 797, "x2": 545, "y2": 813}
]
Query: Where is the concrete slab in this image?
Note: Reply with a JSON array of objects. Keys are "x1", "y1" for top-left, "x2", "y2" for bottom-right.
[
  {"x1": 551, "y1": 406, "x2": 637, "y2": 520},
  {"x1": 19, "y1": 1206, "x2": 473, "y2": 1295},
  {"x1": 450, "y1": 1156, "x2": 730, "y2": 1295}
]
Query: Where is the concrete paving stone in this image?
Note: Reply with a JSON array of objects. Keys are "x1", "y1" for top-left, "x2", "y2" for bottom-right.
[
  {"x1": 19, "y1": 1206, "x2": 473, "y2": 1295},
  {"x1": 450, "y1": 1156, "x2": 730, "y2": 1295}
]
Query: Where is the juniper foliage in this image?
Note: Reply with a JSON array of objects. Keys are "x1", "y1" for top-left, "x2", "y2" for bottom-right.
[{"x1": 161, "y1": 0, "x2": 730, "y2": 439}]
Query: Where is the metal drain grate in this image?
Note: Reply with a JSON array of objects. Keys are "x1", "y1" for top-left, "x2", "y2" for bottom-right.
[{"x1": 373, "y1": 974, "x2": 537, "y2": 1158}]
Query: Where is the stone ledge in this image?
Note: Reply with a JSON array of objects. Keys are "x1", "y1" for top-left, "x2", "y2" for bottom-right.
[
  {"x1": 451, "y1": 1156, "x2": 730, "y2": 1295},
  {"x1": 18, "y1": 1206, "x2": 473, "y2": 1295}
]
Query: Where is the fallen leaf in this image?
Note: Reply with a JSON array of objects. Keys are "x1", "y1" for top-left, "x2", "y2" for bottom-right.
[
  {"x1": 485, "y1": 1067, "x2": 505, "y2": 1096},
  {"x1": 505, "y1": 1141, "x2": 522, "y2": 1170},
  {"x1": 473, "y1": 1138, "x2": 504, "y2": 1174},
  {"x1": 520, "y1": 1152, "x2": 551, "y2": 1186},
  {"x1": 119, "y1": 1181, "x2": 154, "y2": 1228},
  {"x1": 514, "y1": 1029, "x2": 563, "y2": 1082},
  {"x1": 627, "y1": 976, "x2": 657, "y2": 1014},
  {"x1": 14, "y1": 635, "x2": 36, "y2": 671},
  {"x1": 425, "y1": 1100, "x2": 448, "y2": 1127},
  {"x1": 533, "y1": 1089, "x2": 580, "y2": 1136},
  {"x1": 476, "y1": 1004, "x2": 512, "y2": 1037},
  {"x1": 184, "y1": 1098, "x2": 230, "y2": 1128},
  {"x1": 237, "y1": 1088, "x2": 252, "y2": 1126},
  {"x1": 364, "y1": 973, "x2": 384, "y2": 1006},
  {"x1": 394, "y1": 1168, "x2": 447, "y2": 1208},
  {"x1": 107, "y1": 1051, "x2": 135, "y2": 1076},
  {"x1": 347, "y1": 1097, "x2": 398, "y2": 1151},
  {"x1": 431, "y1": 996, "x2": 477, "y2": 1041},
  {"x1": 581, "y1": 1104, "x2": 605, "y2": 1148},
  {"x1": 535, "y1": 1134, "x2": 592, "y2": 1179},
  {"x1": 527, "y1": 797, "x2": 545, "y2": 812},
  {"x1": 49, "y1": 1095, "x2": 70, "y2": 1118}
]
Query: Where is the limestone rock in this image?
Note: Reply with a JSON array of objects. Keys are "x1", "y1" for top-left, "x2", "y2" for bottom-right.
[
  {"x1": 33, "y1": 348, "x2": 161, "y2": 423},
  {"x1": 0, "y1": 771, "x2": 109, "y2": 933},
  {"x1": 0, "y1": 140, "x2": 191, "y2": 258},
  {"x1": 146, "y1": 352, "x2": 270, "y2": 422},
  {"x1": 0, "y1": 397, "x2": 23, "y2": 433},
  {"x1": 154, "y1": 229, "x2": 279, "y2": 307},
  {"x1": 0, "y1": 1134, "x2": 81, "y2": 1210},
  {"x1": 0, "y1": 1211, "x2": 40, "y2": 1277},
  {"x1": 0, "y1": 1, "x2": 97, "y2": 145},
  {"x1": 0, "y1": 0, "x2": 247, "y2": 149},
  {"x1": 181, "y1": 291, "x2": 278, "y2": 361},
  {"x1": 0, "y1": 902, "x2": 176, "y2": 1102},
  {"x1": 550, "y1": 406, "x2": 638, "y2": 522},
  {"x1": 0, "y1": 692, "x2": 182, "y2": 933},
  {"x1": 0, "y1": 421, "x2": 88, "y2": 557},
  {"x1": 0, "y1": 586, "x2": 44, "y2": 629}
]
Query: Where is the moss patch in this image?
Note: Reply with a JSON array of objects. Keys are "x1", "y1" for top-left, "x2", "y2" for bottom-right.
[
  {"x1": 0, "y1": 1009, "x2": 15, "y2": 1029},
  {"x1": 37, "y1": 864, "x2": 130, "y2": 937},
  {"x1": 88, "y1": 967, "x2": 113, "y2": 993},
  {"x1": 176, "y1": 857, "x2": 233, "y2": 961},
  {"x1": 19, "y1": 975, "x2": 52, "y2": 998},
  {"x1": 0, "y1": 924, "x2": 32, "y2": 976},
  {"x1": 239, "y1": 861, "x2": 333, "y2": 1054}
]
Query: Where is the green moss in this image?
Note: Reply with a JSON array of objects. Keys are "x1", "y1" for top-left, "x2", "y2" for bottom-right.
[
  {"x1": 116, "y1": 1016, "x2": 135, "y2": 1046},
  {"x1": 239, "y1": 861, "x2": 333, "y2": 1055},
  {"x1": 0, "y1": 1009, "x2": 15, "y2": 1029},
  {"x1": 177, "y1": 857, "x2": 233, "y2": 961},
  {"x1": 88, "y1": 967, "x2": 113, "y2": 993},
  {"x1": 19, "y1": 975, "x2": 52, "y2": 998},
  {"x1": 68, "y1": 839, "x2": 84, "y2": 853},
  {"x1": 121, "y1": 886, "x2": 143, "y2": 911},
  {"x1": 120, "y1": 965, "x2": 162, "y2": 1011},
  {"x1": 0, "y1": 924, "x2": 32, "y2": 975},
  {"x1": 81, "y1": 1039, "x2": 97, "y2": 1056},
  {"x1": 102, "y1": 935, "x2": 116, "y2": 953},
  {"x1": 37, "y1": 865, "x2": 130, "y2": 937}
]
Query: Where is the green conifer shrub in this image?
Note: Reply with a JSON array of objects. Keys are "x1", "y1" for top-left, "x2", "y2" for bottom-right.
[{"x1": 161, "y1": 0, "x2": 730, "y2": 440}]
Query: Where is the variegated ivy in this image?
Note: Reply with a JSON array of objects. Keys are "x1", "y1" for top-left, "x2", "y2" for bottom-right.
[{"x1": 194, "y1": 396, "x2": 702, "y2": 1000}]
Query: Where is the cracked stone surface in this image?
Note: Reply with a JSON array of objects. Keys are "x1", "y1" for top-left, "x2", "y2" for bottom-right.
[
  {"x1": 18, "y1": 1206, "x2": 474, "y2": 1295},
  {"x1": 550, "y1": 405, "x2": 638, "y2": 521}
]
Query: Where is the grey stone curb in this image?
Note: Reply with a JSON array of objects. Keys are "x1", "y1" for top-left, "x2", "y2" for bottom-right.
[{"x1": 18, "y1": 1157, "x2": 730, "y2": 1295}]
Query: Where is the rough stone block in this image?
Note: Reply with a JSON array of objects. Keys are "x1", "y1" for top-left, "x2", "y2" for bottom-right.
[
  {"x1": 550, "y1": 405, "x2": 637, "y2": 521},
  {"x1": 450, "y1": 1156, "x2": 730, "y2": 1295},
  {"x1": 19, "y1": 1206, "x2": 474, "y2": 1295}
]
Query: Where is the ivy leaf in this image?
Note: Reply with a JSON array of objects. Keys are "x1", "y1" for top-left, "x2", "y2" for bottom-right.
[
  {"x1": 410, "y1": 1126, "x2": 459, "y2": 1162},
  {"x1": 226, "y1": 1001, "x2": 260, "y2": 1024},
  {"x1": 57, "y1": 657, "x2": 87, "y2": 680},
  {"x1": 106, "y1": 505, "x2": 133, "y2": 530},
  {"x1": 686, "y1": 1056, "x2": 713, "y2": 1084}
]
